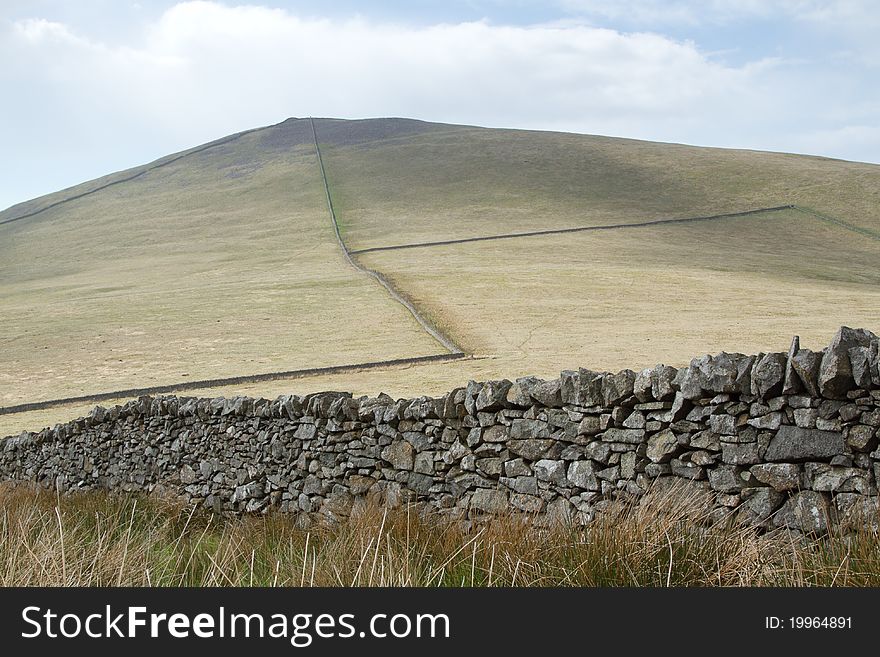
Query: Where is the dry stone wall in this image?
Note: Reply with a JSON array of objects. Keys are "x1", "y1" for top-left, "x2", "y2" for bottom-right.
[{"x1": 3, "y1": 326, "x2": 880, "y2": 534}]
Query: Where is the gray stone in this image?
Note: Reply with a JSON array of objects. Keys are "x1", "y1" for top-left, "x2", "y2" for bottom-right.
[
  {"x1": 381, "y1": 439, "x2": 414, "y2": 470},
  {"x1": 407, "y1": 472, "x2": 434, "y2": 495},
  {"x1": 506, "y1": 377, "x2": 537, "y2": 407},
  {"x1": 347, "y1": 475, "x2": 376, "y2": 495},
  {"x1": 179, "y1": 464, "x2": 197, "y2": 485},
  {"x1": 561, "y1": 368, "x2": 606, "y2": 407},
  {"x1": 509, "y1": 419, "x2": 550, "y2": 440},
  {"x1": 862, "y1": 410, "x2": 880, "y2": 427},
  {"x1": 669, "y1": 459, "x2": 704, "y2": 480},
  {"x1": 789, "y1": 348, "x2": 822, "y2": 397},
  {"x1": 707, "y1": 465, "x2": 750, "y2": 493},
  {"x1": 633, "y1": 368, "x2": 653, "y2": 402},
  {"x1": 509, "y1": 493, "x2": 545, "y2": 513},
  {"x1": 816, "y1": 417, "x2": 842, "y2": 432},
  {"x1": 481, "y1": 425, "x2": 509, "y2": 443},
  {"x1": 601, "y1": 428, "x2": 645, "y2": 444},
  {"x1": 675, "y1": 364, "x2": 703, "y2": 400},
  {"x1": 764, "y1": 425, "x2": 845, "y2": 462},
  {"x1": 232, "y1": 481, "x2": 264, "y2": 503},
  {"x1": 470, "y1": 489, "x2": 509, "y2": 514},
  {"x1": 817, "y1": 399, "x2": 844, "y2": 419},
  {"x1": 531, "y1": 378, "x2": 563, "y2": 407},
  {"x1": 849, "y1": 343, "x2": 879, "y2": 389},
  {"x1": 787, "y1": 395, "x2": 813, "y2": 409},
  {"x1": 847, "y1": 425, "x2": 878, "y2": 452},
  {"x1": 502, "y1": 475, "x2": 538, "y2": 495},
  {"x1": 507, "y1": 439, "x2": 555, "y2": 460},
  {"x1": 567, "y1": 460, "x2": 599, "y2": 490},
  {"x1": 475, "y1": 457, "x2": 502, "y2": 477},
  {"x1": 646, "y1": 430, "x2": 679, "y2": 463},
  {"x1": 414, "y1": 452, "x2": 435, "y2": 474},
  {"x1": 773, "y1": 491, "x2": 831, "y2": 534},
  {"x1": 602, "y1": 369, "x2": 636, "y2": 406},
  {"x1": 507, "y1": 376, "x2": 561, "y2": 407},
  {"x1": 839, "y1": 403, "x2": 861, "y2": 422},
  {"x1": 751, "y1": 353, "x2": 786, "y2": 399},
  {"x1": 747, "y1": 412, "x2": 783, "y2": 431},
  {"x1": 582, "y1": 441, "x2": 612, "y2": 463},
  {"x1": 721, "y1": 442, "x2": 761, "y2": 465},
  {"x1": 689, "y1": 431, "x2": 721, "y2": 451},
  {"x1": 688, "y1": 450, "x2": 717, "y2": 466},
  {"x1": 644, "y1": 463, "x2": 671, "y2": 477},
  {"x1": 577, "y1": 416, "x2": 602, "y2": 436},
  {"x1": 444, "y1": 440, "x2": 471, "y2": 464},
  {"x1": 782, "y1": 336, "x2": 803, "y2": 395},
  {"x1": 742, "y1": 487, "x2": 785, "y2": 520},
  {"x1": 804, "y1": 463, "x2": 873, "y2": 495},
  {"x1": 819, "y1": 327, "x2": 877, "y2": 400},
  {"x1": 533, "y1": 459, "x2": 567, "y2": 485},
  {"x1": 651, "y1": 365, "x2": 678, "y2": 402},
  {"x1": 475, "y1": 379, "x2": 513, "y2": 411},
  {"x1": 749, "y1": 463, "x2": 801, "y2": 491},
  {"x1": 623, "y1": 410, "x2": 646, "y2": 429},
  {"x1": 596, "y1": 465, "x2": 620, "y2": 481},
  {"x1": 793, "y1": 408, "x2": 817, "y2": 429},
  {"x1": 504, "y1": 458, "x2": 531, "y2": 477},
  {"x1": 680, "y1": 352, "x2": 753, "y2": 399},
  {"x1": 709, "y1": 414, "x2": 737, "y2": 435},
  {"x1": 663, "y1": 393, "x2": 692, "y2": 423}
]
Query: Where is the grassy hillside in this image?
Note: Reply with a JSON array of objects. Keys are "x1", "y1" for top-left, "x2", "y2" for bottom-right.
[
  {"x1": 319, "y1": 121, "x2": 880, "y2": 250},
  {"x1": 0, "y1": 118, "x2": 443, "y2": 409},
  {"x1": 2, "y1": 116, "x2": 879, "y2": 436}
]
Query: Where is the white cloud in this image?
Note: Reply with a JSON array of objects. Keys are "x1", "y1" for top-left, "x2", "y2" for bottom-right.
[
  {"x1": 2, "y1": 2, "x2": 770, "y2": 135},
  {"x1": 558, "y1": 1, "x2": 880, "y2": 25},
  {"x1": 0, "y1": 1, "x2": 878, "y2": 210},
  {"x1": 557, "y1": 0, "x2": 792, "y2": 26}
]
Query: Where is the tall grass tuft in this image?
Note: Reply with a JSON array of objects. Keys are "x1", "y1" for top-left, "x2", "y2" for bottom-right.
[{"x1": 1, "y1": 482, "x2": 878, "y2": 586}]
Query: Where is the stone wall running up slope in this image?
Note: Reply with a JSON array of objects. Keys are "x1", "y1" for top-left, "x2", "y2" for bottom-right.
[{"x1": 2, "y1": 327, "x2": 879, "y2": 534}]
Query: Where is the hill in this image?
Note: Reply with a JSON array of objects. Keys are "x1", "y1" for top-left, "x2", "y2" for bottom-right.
[{"x1": 2, "y1": 117, "x2": 880, "y2": 435}]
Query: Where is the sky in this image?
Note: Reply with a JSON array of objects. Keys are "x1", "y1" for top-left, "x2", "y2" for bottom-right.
[{"x1": 1, "y1": 0, "x2": 879, "y2": 211}]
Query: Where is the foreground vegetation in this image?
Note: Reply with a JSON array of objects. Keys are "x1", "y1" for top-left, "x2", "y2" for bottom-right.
[{"x1": 1, "y1": 482, "x2": 878, "y2": 587}]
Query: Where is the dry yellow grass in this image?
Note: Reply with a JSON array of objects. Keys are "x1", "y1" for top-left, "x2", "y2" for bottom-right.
[{"x1": 2, "y1": 481, "x2": 878, "y2": 586}]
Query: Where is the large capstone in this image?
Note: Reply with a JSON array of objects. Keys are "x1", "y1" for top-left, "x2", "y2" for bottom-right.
[{"x1": 561, "y1": 368, "x2": 606, "y2": 406}]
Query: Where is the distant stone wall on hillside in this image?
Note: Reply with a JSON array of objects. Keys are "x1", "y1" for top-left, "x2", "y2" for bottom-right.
[{"x1": 2, "y1": 326, "x2": 880, "y2": 534}]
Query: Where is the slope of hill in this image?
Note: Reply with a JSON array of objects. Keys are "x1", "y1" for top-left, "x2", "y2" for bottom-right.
[
  {"x1": 0, "y1": 118, "x2": 446, "y2": 410},
  {"x1": 2, "y1": 116, "x2": 880, "y2": 436},
  {"x1": 318, "y1": 120, "x2": 880, "y2": 250}
]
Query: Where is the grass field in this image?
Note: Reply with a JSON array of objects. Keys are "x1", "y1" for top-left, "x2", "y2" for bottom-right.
[
  {"x1": 360, "y1": 208, "x2": 880, "y2": 377},
  {"x1": 2, "y1": 117, "x2": 880, "y2": 438}
]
